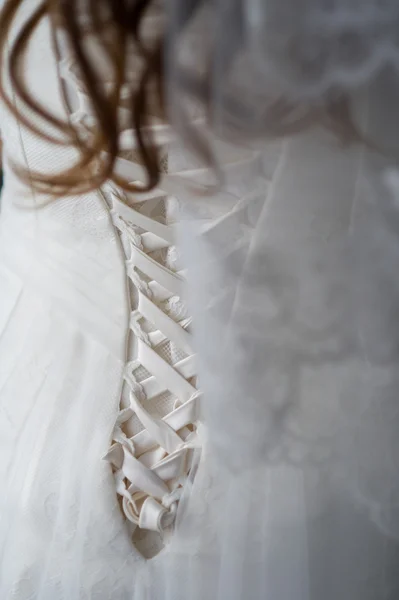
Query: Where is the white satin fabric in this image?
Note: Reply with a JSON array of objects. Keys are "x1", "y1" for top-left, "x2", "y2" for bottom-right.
[{"x1": 1, "y1": 3, "x2": 399, "y2": 600}]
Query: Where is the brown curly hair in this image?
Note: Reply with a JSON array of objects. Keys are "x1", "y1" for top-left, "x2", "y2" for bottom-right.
[
  {"x1": 0, "y1": 0, "x2": 361, "y2": 198},
  {"x1": 0, "y1": 0, "x2": 183, "y2": 196}
]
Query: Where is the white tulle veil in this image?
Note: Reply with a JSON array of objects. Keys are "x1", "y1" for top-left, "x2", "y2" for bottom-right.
[{"x1": 159, "y1": 2, "x2": 399, "y2": 598}]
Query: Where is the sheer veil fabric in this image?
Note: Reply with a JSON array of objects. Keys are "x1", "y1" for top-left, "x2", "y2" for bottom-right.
[{"x1": 167, "y1": 1, "x2": 399, "y2": 598}]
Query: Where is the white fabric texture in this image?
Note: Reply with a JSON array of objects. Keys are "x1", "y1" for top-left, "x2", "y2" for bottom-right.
[{"x1": 0, "y1": 2, "x2": 399, "y2": 599}]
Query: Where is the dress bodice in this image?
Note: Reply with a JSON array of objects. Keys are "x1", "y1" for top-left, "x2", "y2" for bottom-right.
[
  {"x1": 0, "y1": 5, "x2": 268, "y2": 558},
  {"x1": 55, "y1": 23, "x2": 271, "y2": 555}
]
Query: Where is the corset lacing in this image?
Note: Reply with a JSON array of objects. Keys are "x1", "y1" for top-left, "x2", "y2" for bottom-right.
[{"x1": 59, "y1": 47, "x2": 262, "y2": 554}]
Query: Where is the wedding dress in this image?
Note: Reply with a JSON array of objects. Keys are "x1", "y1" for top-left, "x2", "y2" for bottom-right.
[{"x1": 1, "y1": 2, "x2": 399, "y2": 599}]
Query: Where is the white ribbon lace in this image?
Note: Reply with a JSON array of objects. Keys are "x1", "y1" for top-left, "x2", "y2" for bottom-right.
[{"x1": 103, "y1": 182, "x2": 202, "y2": 538}]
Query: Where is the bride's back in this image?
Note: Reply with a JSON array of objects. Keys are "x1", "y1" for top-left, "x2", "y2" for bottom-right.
[{"x1": 1, "y1": 2, "x2": 399, "y2": 599}]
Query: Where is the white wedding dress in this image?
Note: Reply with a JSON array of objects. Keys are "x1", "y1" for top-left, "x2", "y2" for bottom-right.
[{"x1": 1, "y1": 3, "x2": 399, "y2": 599}]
